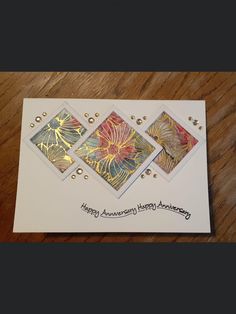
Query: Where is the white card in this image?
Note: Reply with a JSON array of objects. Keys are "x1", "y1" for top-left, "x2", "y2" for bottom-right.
[{"x1": 13, "y1": 98, "x2": 211, "y2": 233}]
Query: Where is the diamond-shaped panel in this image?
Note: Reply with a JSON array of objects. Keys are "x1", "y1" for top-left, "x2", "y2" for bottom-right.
[
  {"x1": 31, "y1": 108, "x2": 87, "y2": 173},
  {"x1": 146, "y1": 111, "x2": 198, "y2": 174},
  {"x1": 74, "y1": 111, "x2": 156, "y2": 191}
]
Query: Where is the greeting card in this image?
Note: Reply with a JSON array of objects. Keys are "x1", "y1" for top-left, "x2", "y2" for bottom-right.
[{"x1": 14, "y1": 99, "x2": 211, "y2": 233}]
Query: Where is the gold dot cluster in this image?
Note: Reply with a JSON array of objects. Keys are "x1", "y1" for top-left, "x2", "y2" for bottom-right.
[
  {"x1": 30, "y1": 112, "x2": 47, "y2": 128},
  {"x1": 140, "y1": 168, "x2": 157, "y2": 179},
  {"x1": 188, "y1": 116, "x2": 202, "y2": 130},
  {"x1": 131, "y1": 115, "x2": 147, "y2": 125},
  {"x1": 71, "y1": 168, "x2": 88, "y2": 180},
  {"x1": 84, "y1": 112, "x2": 100, "y2": 124}
]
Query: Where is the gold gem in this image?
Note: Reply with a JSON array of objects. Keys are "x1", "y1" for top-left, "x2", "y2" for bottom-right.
[
  {"x1": 42, "y1": 112, "x2": 47, "y2": 117},
  {"x1": 153, "y1": 174, "x2": 158, "y2": 178},
  {"x1": 88, "y1": 117, "x2": 95, "y2": 124},
  {"x1": 76, "y1": 168, "x2": 83, "y2": 175},
  {"x1": 188, "y1": 116, "x2": 192, "y2": 121},
  {"x1": 84, "y1": 175, "x2": 88, "y2": 180},
  {"x1": 71, "y1": 174, "x2": 76, "y2": 179},
  {"x1": 95, "y1": 113, "x2": 100, "y2": 117},
  {"x1": 143, "y1": 116, "x2": 147, "y2": 120},
  {"x1": 131, "y1": 115, "x2": 135, "y2": 120},
  {"x1": 145, "y1": 169, "x2": 152, "y2": 175},
  {"x1": 35, "y1": 116, "x2": 42, "y2": 123},
  {"x1": 193, "y1": 119, "x2": 199, "y2": 125},
  {"x1": 141, "y1": 174, "x2": 145, "y2": 179},
  {"x1": 30, "y1": 123, "x2": 35, "y2": 128},
  {"x1": 84, "y1": 113, "x2": 89, "y2": 118},
  {"x1": 136, "y1": 118, "x2": 143, "y2": 125}
]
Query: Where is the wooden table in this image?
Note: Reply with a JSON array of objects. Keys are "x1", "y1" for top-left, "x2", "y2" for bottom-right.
[{"x1": 0, "y1": 72, "x2": 235, "y2": 242}]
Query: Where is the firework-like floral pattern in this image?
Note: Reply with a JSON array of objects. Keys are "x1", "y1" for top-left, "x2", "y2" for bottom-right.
[
  {"x1": 31, "y1": 109, "x2": 87, "y2": 173},
  {"x1": 74, "y1": 111, "x2": 155, "y2": 191},
  {"x1": 146, "y1": 111, "x2": 198, "y2": 174}
]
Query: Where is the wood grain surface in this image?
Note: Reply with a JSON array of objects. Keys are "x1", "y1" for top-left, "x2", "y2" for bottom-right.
[{"x1": 0, "y1": 72, "x2": 235, "y2": 242}]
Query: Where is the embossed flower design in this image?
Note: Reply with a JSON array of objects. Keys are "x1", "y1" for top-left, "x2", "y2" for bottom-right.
[
  {"x1": 74, "y1": 111, "x2": 155, "y2": 190},
  {"x1": 31, "y1": 108, "x2": 87, "y2": 173},
  {"x1": 146, "y1": 111, "x2": 198, "y2": 174}
]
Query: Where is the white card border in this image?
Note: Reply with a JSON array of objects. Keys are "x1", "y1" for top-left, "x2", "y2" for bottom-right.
[
  {"x1": 142, "y1": 105, "x2": 205, "y2": 181},
  {"x1": 68, "y1": 106, "x2": 163, "y2": 198},
  {"x1": 24, "y1": 101, "x2": 89, "y2": 180}
]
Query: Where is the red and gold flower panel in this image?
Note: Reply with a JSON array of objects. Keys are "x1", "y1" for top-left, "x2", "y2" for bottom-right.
[{"x1": 74, "y1": 111, "x2": 155, "y2": 190}]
